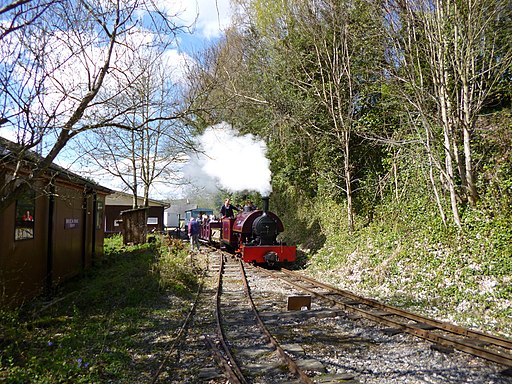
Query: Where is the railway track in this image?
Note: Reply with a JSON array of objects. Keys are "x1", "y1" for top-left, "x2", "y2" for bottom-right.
[
  {"x1": 254, "y1": 266, "x2": 512, "y2": 371},
  {"x1": 163, "y1": 247, "x2": 511, "y2": 383},
  {"x1": 210, "y1": 252, "x2": 315, "y2": 383}
]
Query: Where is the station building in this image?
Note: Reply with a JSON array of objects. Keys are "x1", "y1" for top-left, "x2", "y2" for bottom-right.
[
  {"x1": 0, "y1": 138, "x2": 111, "y2": 306},
  {"x1": 104, "y1": 191, "x2": 168, "y2": 236}
]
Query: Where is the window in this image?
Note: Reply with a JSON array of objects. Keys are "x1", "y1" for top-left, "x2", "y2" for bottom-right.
[
  {"x1": 147, "y1": 217, "x2": 158, "y2": 225},
  {"x1": 15, "y1": 190, "x2": 35, "y2": 240},
  {"x1": 96, "y1": 200, "x2": 104, "y2": 230}
]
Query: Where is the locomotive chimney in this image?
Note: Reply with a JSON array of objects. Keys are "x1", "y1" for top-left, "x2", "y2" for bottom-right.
[{"x1": 262, "y1": 196, "x2": 270, "y2": 214}]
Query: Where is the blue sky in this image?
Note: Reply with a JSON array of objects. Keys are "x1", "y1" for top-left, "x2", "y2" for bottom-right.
[
  {"x1": 1, "y1": 0, "x2": 235, "y2": 200},
  {"x1": 172, "y1": 0, "x2": 233, "y2": 52}
]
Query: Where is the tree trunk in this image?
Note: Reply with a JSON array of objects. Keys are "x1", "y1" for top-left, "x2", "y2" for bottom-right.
[
  {"x1": 442, "y1": 113, "x2": 461, "y2": 228},
  {"x1": 463, "y1": 123, "x2": 478, "y2": 206},
  {"x1": 343, "y1": 131, "x2": 354, "y2": 232},
  {"x1": 462, "y1": 79, "x2": 478, "y2": 206},
  {"x1": 425, "y1": 126, "x2": 447, "y2": 225},
  {"x1": 436, "y1": 1, "x2": 461, "y2": 227}
]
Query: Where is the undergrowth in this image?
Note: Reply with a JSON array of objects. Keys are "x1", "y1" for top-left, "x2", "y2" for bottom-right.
[
  {"x1": 0, "y1": 234, "x2": 197, "y2": 383},
  {"x1": 303, "y1": 195, "x2": 512, "y2": 338}
]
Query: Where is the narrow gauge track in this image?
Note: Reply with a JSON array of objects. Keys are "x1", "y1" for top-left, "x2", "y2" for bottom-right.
[
  {"x1": 211, "y1": 252, "x2": 314, "y2": 384},
  {"x1": 254, "y1": 266, "x2": 512, "y2": 371}
]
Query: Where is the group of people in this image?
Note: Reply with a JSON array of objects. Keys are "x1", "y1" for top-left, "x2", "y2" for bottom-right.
[
  {"x1": 220, "y1": 198, "x2": 257, "y2": 218},
  {"x1": 188, "y1": 197, "x2": 258, "y2": 252}
]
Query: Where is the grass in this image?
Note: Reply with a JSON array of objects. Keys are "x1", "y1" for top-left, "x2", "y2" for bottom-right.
[{"x1": 0, "y1": 235, "x2": 198, "y2": 383}]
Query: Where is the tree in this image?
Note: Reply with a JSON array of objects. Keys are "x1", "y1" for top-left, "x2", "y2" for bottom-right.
[
  {"x1": 186, "y1": 0, "x2": 388, "y2": 232},
  {"x1": 299, "y1": 0, "x2": 385, "y2": 231},
  {"x1": 0, "y1": 0, "x2": 56, "y2": 40},
  {"x1": 0, "y1": 0, "x2": 188, "y2": 213},
  {"x1": 384, "y1": 0, "x2": 512, "y2": 227},
  {"x1": 232, "y1": 0, "x2": 384, "y2": 231},
  {"x1": 76, "y1": 51, "x2": 193, "y2": 207}
]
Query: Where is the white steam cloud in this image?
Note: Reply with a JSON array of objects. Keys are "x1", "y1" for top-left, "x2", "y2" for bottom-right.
[{"x1": 186, "y1": 122, "x2": 272, "y2": 196}]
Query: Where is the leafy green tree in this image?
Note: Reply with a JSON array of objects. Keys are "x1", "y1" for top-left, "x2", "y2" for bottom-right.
[
  {"x1": 187, "y1": 0, "x2": 391, "y2": 235},
  {"x1": 243, "y1": 0, "x2": 386, "y2": 231}
]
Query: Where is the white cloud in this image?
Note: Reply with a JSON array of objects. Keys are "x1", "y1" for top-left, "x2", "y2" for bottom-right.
[
  {"x1": 0, "y1": 127, "x2": 19, "y2": 143},
  {"x1": 161, "y1": 0, "x2": 233, "y2": 39},
  {"x1": 195, "y1": 0, "x2": 233, "y2": 38},
  {"x1": 162, "y1": 49, "x2": 196, "y2": 84}
]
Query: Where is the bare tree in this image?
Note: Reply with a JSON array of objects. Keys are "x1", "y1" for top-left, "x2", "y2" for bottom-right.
[
  {"x1": 384, "y1": 0, "x2": 512, "y2": 227},
  {"x1": 77, "y1": 53, "x2": 193, "y2": 207},
  {"x1": 0, "y1": 0, "x2": 188, "y2": 213},
  {"x1": 0, "y1": 0, "x2": 57, "y2": 40}
]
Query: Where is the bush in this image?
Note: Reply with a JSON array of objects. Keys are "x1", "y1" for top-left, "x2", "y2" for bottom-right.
[{"x1": 154, "y1": 237, "x2": 197, "y2": 295}]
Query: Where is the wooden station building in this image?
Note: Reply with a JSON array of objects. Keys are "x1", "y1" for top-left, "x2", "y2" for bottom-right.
[{"x1": 0, "y1": 138, "x2": 112, "y2": 306}]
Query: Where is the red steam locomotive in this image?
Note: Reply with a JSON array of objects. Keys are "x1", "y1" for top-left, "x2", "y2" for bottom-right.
[{"x1": 198, "y1": 196, "x2": 296, "y2": 266}]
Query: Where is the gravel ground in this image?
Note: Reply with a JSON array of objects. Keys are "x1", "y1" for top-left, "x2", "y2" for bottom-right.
[
  {"x1": 248, "y1": 264, "x2": 511, "y2": 383},
  {"x1": 158, "y1": 251, "x2": 512, "y2": 383}
]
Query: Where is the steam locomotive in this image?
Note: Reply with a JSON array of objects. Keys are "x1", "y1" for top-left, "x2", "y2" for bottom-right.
[{"x1": 198, "y1": 196, "x2": 296, "y2": 266}]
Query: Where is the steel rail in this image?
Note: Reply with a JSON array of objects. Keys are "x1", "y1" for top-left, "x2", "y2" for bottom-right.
[
  {"x1": 237, "y1": 259, "x2": 315, "y2": 384},
  {"x1": 214, "y1": 253, "x2": 248, "y2": 384},
  {"x1": 282, "y1": 268, "x2": 512, "y2": 350},
  {"x1": 256, "y1": 267, "x2": 512, "y2": 368},
  {"x1": 204, "y1": 335, "x2": 243, "y2": 384}
]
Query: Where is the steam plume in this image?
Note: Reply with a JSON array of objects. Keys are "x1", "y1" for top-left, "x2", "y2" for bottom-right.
[{"x1": 186, "y1": 122, "x2": 272, "y2": 195}]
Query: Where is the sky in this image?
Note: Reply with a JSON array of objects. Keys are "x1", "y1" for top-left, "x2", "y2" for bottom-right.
[
  {"x1": 81, "y1": 0, "x2": 238, "y2": 200},
  {"x1": 2, "y1": 0, "x2": 276, "y2": 203},
  {"x1": 170, "y1": 0, "x2": 234, "y2": 50},
  {"x1": 102, "y1": 0, "x2": 240, "y2": 200}
]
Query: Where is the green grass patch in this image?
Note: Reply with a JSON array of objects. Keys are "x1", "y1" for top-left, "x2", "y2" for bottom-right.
[{"x1": 0, "y1": 235, "x2": 197, "y2": 383}]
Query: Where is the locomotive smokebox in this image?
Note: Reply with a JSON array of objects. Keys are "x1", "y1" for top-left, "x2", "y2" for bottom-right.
[{"x1": 262, "y1": 196, "x2": 270, "y2": 214}]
